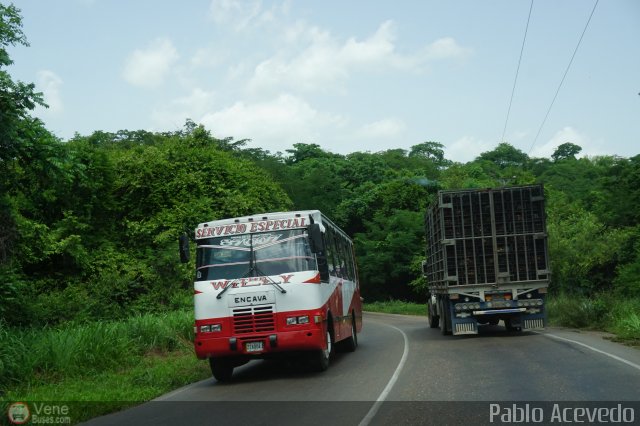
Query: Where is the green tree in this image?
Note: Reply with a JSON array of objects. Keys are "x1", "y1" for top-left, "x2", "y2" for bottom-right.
[
  {"x1": 593, "y1": 155, "x2": 640, "y2": 227},
  {"x1": 546, "y1": 189, "x2": 631, "y2": 294},
  {"x1": 439, "y1": 162, "x2": 497, "y2": 189},
  {"x1": 0, "y1": 4, "x2": 56, "y2": 323},
  {"x1": 280, "y1": 157, "x2": 346, "y2": 214},
  {"x1": 477, "y1": 142, "x2": 529, "y2": 169},
  {"x1": 408, "y1": 141, "x2": 451, "y2": 169},
  {"x1": 540, "y1": 156, "x2": 610, "y2": 207},
  {"x1": 0, "y1": 3, "x2": 46, "y2": 170},
  {"x1": 355, "y1": 210, "x2": 426, "y2": 301},
  {"x1": 551, "y1": 142, "x2": 582, "y2": 162},
  {"x1": 285, "y1": 143, "x2": 340, "y2": 164}
]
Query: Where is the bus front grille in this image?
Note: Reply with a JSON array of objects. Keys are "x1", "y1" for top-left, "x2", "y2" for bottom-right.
[{"x1": 232, "y1": 305, "x2": 275, "y2": 334}]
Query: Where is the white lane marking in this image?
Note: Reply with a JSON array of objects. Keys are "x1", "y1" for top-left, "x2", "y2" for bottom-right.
[
  {"x1": 359, "y1": 323, "x2": 409, "y2": 426},
  {"x1": 540, "y1": 332, "x2": 640, "y2": 372},
  {"x1": 153, "y1": 380, "x2": 205, "y2": 401}
]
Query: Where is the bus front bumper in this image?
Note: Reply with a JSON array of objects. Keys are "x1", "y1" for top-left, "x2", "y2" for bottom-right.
[{"x1": 194, "y1": 328, "x2": 325, "y2": 359}]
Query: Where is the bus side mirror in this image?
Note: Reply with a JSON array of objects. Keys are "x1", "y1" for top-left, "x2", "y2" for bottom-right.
[
  {"x1": 179, "y1": 234, "x2": 190, "y2": 263},
  {"x1": 309, "y1": 223, "x2": 324, "y2": 253}
]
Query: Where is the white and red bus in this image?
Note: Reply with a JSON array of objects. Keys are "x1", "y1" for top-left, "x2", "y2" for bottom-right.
[{"x1": 180, "y1": 210, "x2": 362, "y2": 381}]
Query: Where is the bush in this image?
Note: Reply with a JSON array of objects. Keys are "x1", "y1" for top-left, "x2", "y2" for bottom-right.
[
  {"x1": 613, "y1": 250, "x2": 640, "y2": 298},
  {"x1": 547, "y1": 294, "x2": 609, "y2": 329},
  {"x1": 548, "y1": 294, "x2": 640, "y2": 343},
  {"x1": 608, "y1": 298, "x2": 640, "y2": 341}
]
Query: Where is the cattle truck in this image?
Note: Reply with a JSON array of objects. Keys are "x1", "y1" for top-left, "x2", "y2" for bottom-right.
[{"x1": 423, "y1": 184, "x2": 550, "y2": 335}]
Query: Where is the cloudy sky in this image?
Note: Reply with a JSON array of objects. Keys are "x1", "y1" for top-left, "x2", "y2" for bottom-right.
[{"x1": 8, "y1": 0, "x2": 640, "y2": 162}]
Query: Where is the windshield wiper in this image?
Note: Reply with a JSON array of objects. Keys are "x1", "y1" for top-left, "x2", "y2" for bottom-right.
[
  {"x1": 216, "y1": 269, "x2": 251, "y2": 300},
  {"x1": 217, "y1": 266, "x2": 286, "y2": 299},
  {"x1": 217, "y1": 234, "x2": 289, "y2": 299},
  {"x1": 216, "y1": 278, "x2": 236, "y2": 300},
  {"x1": 254, "y1": 264, "x2": 287, "y2": 294}
]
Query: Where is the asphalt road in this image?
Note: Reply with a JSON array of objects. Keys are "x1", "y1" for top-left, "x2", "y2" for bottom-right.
[{"x1": 84, "y1": 312, "x2": 640, "y2": 426}]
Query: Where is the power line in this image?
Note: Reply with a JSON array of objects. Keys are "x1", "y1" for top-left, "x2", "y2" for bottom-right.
[
  {"x1": 528, "y1": 0, "x2": 599, "y2": 154},
  {"x1": 501, "y1": 0, "x2": 534, "y2": 144}
]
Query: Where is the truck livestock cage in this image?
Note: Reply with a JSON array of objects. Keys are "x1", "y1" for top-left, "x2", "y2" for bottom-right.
[{"x1": 423, "y1": 184, "x2": 550, "y2": 335}]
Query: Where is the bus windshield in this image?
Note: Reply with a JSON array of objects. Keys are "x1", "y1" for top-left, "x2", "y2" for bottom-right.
[{"x1": 195, "y1": 229, "x2": 315, "y2": 281}]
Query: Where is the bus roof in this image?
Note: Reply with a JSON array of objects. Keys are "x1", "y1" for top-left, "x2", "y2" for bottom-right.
[
  {"x1": 194, "y1": 210, "x2": 352, "y2": 242},
  {"x1": 195, "y1": 210, "x2": 320, "y2": 240},
  {"x1": 197, "y1": 210, "x2": 322, "y2": 229}
]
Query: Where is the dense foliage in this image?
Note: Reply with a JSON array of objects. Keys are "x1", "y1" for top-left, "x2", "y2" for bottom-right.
[{"x1": 1, "y1": 5, "x2": 639, "y2": 328}]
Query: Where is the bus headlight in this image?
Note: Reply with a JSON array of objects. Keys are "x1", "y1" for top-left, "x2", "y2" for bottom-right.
[
  {"x1": 200, "y1": 324, "x2": 222, "y2": 333},
  {"x1": 286, "y1": 317, "x2": 298, "y2": 325},
  {"x1": 286, "y1": 316, "x2": 310, "y2": 325}
]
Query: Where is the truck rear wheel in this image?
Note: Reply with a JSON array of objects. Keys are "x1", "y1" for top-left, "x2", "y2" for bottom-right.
[
  {"x1": 439, "y1": 299, "x2": 451, "y2": 335},
  {"x1": 428, "y1": 302, "x2": 439, "y2": 328},
  {"x1": 505, "y1": 318, "x2": 522, "y2": 332}
]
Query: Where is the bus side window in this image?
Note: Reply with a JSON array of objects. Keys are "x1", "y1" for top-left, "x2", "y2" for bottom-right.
[
  {"x1": 350, "y1": 243, "x2": 358, "y2": 281},
  {"x1": 319, "y1": 233, "x2": 330, "y2": 281},
  {"x1": 329, "y1": 229, "x2": 340, "y2": 277},
  {"x1": 340, "y1": 238, "x2": 352, "y2": 281},
  {"x1": 325, "y1": 228, "x2": 336, "y2": 277},
  {"x1": 335, "y1": 236, "x2": 346, "y2": 279},
  {"x1": 343, "y1": 241, "x2": 354, "y2": 281}
]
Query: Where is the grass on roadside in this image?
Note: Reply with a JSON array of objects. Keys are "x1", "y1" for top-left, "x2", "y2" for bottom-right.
[
  {"x1": 364, "y1": 300, "x2": 426, "y2": 316},
  {"x1": 0, "y1": 311, "x2": 211, "y2": 424},
  {"x1": 2, "y1": 351, "x2": 210, "y2": 423},
  {"x1": 547, "y1": 293, "x2": 640, "y2": 344}
]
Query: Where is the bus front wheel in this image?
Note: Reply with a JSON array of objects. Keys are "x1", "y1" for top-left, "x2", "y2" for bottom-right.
[
  {"x1": 209, "y1": 357, "x2": 234, "y2": 382},
  {"x1": 341, "y1": 313, "x2": 358, "y2": 352},
  {"x1": 312, "y1": 325, "x2": 334, "y2": 372}
]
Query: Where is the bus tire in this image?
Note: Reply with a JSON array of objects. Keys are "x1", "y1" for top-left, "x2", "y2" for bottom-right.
[
  {"x1": 312, "y1": 322, "x2": 334, "y2": 372},
  {"x1": 342, "y1": 313, "x2": 358, "y2": 352},
  {"x1": 209, "y1": 357, "x2": 234, "y2": 382}
]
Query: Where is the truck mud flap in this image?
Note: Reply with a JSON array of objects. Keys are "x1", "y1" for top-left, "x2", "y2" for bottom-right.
[
  {"x1": 523, "y1": 318, "x2": 545, "y2": 330},
  {"x1": 453, "y1": 321, "x2": 478, "y2": 335}
]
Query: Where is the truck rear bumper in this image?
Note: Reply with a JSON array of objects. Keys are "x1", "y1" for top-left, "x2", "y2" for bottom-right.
[
  {"x1": 473, "y1": 308, "x2": 526, "y2": 315},
  {"x1": 452, "y1": 310, "x2": 546, "y2": 335}
]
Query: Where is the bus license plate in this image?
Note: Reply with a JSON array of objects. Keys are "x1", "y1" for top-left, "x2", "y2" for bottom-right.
[{"x1": 245, "y1": 341, "x2": 264, "y2": 352}]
